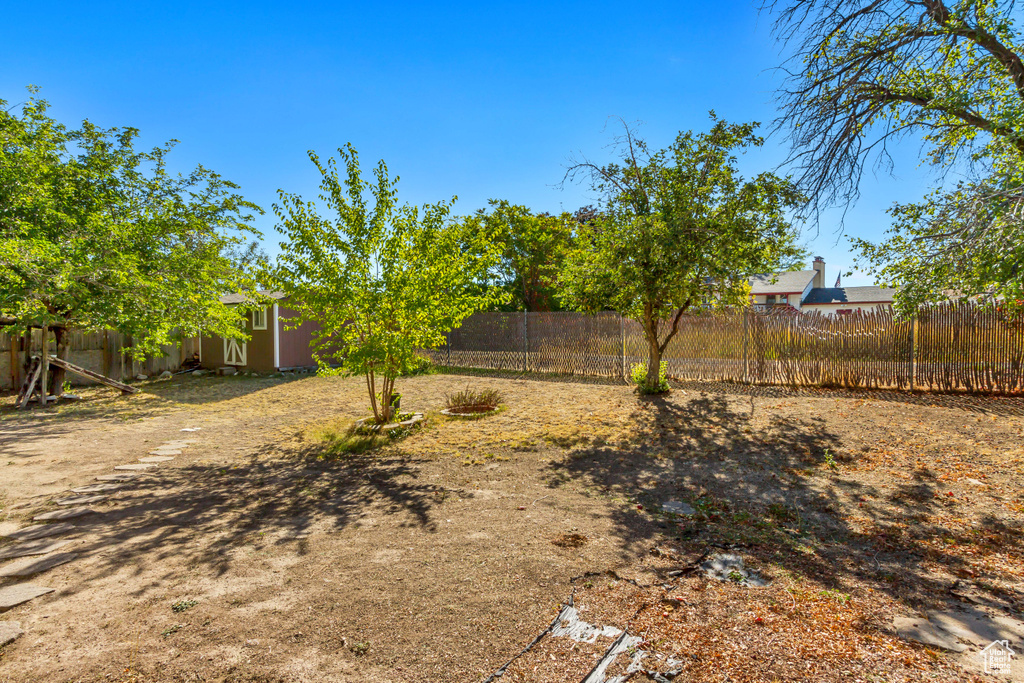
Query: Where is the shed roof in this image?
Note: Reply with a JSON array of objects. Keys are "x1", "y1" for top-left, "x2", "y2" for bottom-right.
[
  {"x1": 801, "y1": 286, "x2": 898, "y2": 305},
  {"x1": 219, "y1": 290, "x2": 287, "y2": 305},
  {"x1": 749, "y1": 270, "x2": 816, "y2": 294}
]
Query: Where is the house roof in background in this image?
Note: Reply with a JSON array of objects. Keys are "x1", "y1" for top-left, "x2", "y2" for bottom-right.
[
  {"x1": 219, "y1": 290, "x2": 287, "y2": 305},
  {"x1": 802, "y1": 286, "x2": 898, "y2": 305},
  {"x1": 749, "y1": 270, "x2": 816, "y2": 294}
]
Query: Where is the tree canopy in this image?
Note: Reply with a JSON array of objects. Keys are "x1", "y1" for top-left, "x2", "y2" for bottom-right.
[
  {"x1": 273, "y1": 144, "x2": 505, "y2": 423},
  {"x1": 459, "y1": 200, "x2": 573, "y2": 311},
  {"x1": 0, "y1": 89, "x2": 265, "y2": 355},
  {"x1": 768, "y1": 0, "x2": 1024, "y2": 309},
  {"x1": 560, "y1": 117, "x2": 804, "y2": 390}
]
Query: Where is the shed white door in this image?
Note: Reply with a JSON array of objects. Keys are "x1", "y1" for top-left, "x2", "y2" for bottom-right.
[{"x1": 223, "y1": 338, "x2": 247, "y2": 366}]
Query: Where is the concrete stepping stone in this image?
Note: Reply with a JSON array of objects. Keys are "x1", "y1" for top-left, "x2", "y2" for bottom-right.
[
  {"x1": 661, "y1": 501, "x2": 696, "y2": 515},
  {"x1": 148, "y1": 449, "x2": 181, "y2": 456},
  {"x1": 113, "y1": 463, "x2": 157, "y2": 471},
  {"x1": 894, "y1": 616, "x2": 967, "y2": 652},
  {"x1": 3, "y1": 523, "x2": 77, "y2": 541},
  {"x1": 139, "y1": 456, "x2": 174, "y2": 463},
  {"x1": 180, "y1": 427, "x2": 202, "y2": 432},
  {"x1": 96, "y1": 473, "x2": 143, "y2": 482},
  {"x1": 0, "y1": 539, "x2": 73, "y2": 561},
  {"x1": 56, "y1": 494, "x2": 108, "y2": 506},
  {"x1": 71, "y1": 483, "x2": 122, "y2": 494},
  {"x1": 0, "y1": 621, "x2": 24, "y2": 646},
  {"x1": 0, "y1": 552, "x2": 78, "y2": 578},
  {"x1": 0, "y1": 584, "x2": 54, "y2": 610},
  {"x1": 159, "y1": 442, "x2": 190, "y2": 448},
  {"x1": 34, "y1": 507, "x2": 94, "y2": 522}
]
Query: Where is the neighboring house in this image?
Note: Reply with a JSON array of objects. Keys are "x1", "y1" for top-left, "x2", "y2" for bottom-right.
[
  {"x1": 749, "y1": 257, "x2": 898, "y2": 316},
  {"x1": 199, "y1": 292, "x2": 322, "y2": 373}
]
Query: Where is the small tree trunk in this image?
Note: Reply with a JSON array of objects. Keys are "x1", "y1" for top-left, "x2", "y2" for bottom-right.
[
  {"x1": 645, "y1": 324, "x2": 662, "y2": 390},
  {"x1": 366, "y1": 369, "x2": 380, "y2": 423}
]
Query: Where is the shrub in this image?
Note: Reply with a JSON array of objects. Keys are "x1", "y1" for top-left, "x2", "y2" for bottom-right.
[
  {"x1": 630, "y1": 361, "x2": 669, "y2": 393},
  {"x1": 404, "y1": 353, "x2": 436, "y2": 376},
  {"x1": 444, "y1": 386, "x2": 503, "y2": 413}
]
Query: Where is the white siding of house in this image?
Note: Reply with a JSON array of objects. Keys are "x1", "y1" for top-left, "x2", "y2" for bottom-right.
[{"x1": 802, "y1": 303, "x2": 893, "y2": 316}]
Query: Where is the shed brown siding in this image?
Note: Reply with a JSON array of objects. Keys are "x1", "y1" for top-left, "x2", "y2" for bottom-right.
[
  {"x1": 277, "y1": 305, "x2": 322, "y2": 369},
  {"x1": 200, "y1": 307, "x2": 277, "y2": 373}
]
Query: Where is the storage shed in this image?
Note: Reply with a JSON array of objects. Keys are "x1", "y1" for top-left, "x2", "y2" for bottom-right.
[{"x1": 200, "y1": 292, "x2": 322, "y2": 373}]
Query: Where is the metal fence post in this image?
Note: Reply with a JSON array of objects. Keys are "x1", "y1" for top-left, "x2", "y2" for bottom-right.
[
  {"x1": 446, "y1": 330, "x2": 451, "y2": 368},
  {"x1": 523, "y1": 311, "x2": 529, "y2": 373}
]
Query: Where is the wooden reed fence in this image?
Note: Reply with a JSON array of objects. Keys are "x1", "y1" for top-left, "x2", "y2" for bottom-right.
[
  {"x1": 0, "y1": 330, "x2": 200, "y2": 391},
  {"x1": 424, "y1": 302, "x2": 1024, "y2": 394}
]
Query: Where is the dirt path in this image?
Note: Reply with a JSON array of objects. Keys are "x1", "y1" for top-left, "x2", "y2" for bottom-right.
[{"x1": 0, "y1": 373, "x2": 1021, "y2": 682}]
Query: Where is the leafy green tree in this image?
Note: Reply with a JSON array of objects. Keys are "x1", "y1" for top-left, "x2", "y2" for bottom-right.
[
  {"x1": 273, "y1": 144, "x2": 505, "y2": 423},
  {"x1": 0, "y1": 89, "x2": 265, "y2": 388},
  {"x1": 768, "y1": 0, "x2": 1024, "y2": 308},
  {"x1": 460, "y1": 200, "x2": 573, "y2": 311},
  {"x1": 560, "y1": 117, "x2": 804, "y2": 392}
]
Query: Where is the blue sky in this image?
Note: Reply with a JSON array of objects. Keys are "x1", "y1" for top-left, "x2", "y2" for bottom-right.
[{"x1": 3, "y1": 1, "x2": 939, "y2": 286}]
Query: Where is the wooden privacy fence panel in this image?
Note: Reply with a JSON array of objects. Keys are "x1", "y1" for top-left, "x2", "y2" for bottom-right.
[
  {"x1": 748, "y1": 310, "x2": 914, "y2": 389},
  {"x1": 1, "y1": 330, "x2": 200, "y2": 391},
  {"x1": 916, "y1": 302, "x2": 1024, "y2": 393},
  {"x1": 530, "y1": 312, "x2": 622, "y2": 376},
  {"x1": 434, "y1": 303, "x2": 1024, "y2": 394}
]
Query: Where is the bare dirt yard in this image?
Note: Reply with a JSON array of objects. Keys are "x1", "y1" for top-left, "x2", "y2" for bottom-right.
[{"x1": 0, "y1": 371, "x2": 1022, "y2": 682}]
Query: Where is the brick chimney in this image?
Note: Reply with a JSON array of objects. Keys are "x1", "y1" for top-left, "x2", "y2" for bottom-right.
[{"x1": 812, "y1": 256, "x2": 825, "y2": 288}]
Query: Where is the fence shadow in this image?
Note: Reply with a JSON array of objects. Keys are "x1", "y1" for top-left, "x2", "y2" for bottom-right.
[{"x1": 543, "y1": 389, "x2": 1022, "y2": 611}]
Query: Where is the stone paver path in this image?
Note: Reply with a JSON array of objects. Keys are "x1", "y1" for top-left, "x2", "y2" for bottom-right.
[
  {"x1": 0, "y1": 540, "x2": 74, "y2": 561},
  {"x1": 0, "y1": 621, "x2": 24, "y2": 647},
  {"x1": 113, "y1": 463, "x2": 157, "y2": 471},
  {"x1": 33, "y1": 507, "x2": 94, "y2": 522},
  {"x1": 2, "y1": 523, "x2": 77, "y2": 542},
  {"x1": 0, "y1": 430, "x2": 204, "y2": 653},
  {"x1": 96, "y1": 473, "x2": 143, "y2": 482},
  {"x1": 71, "y1": 483, "x2": 122, "y2": 494},
  {"x1": 55, "y1": 494, "x2": 108, "y2": 506},
  {"x1": 0, "y1": 584, "x2": 54, "y2": 610},
  {"x1": 0, "y1": 552, "x2": 78, "y2": 578}
]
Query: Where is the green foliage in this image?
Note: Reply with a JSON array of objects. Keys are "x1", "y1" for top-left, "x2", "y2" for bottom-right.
[
  {"x1": 771, "y1": 0, "x2": 1024, "y2": 309},
  {"x1": 404, "y1": 353, "x2": 437, "y2": 376},
  {"x1": 629, "y1": 361, "x2": 669, "y2": 394},
  {"x1": 308, "y1": 418, "x2": 411, "y2": 457},
  {"x1": 443, "y1": 386, "x2": 503, "y2": 412},
  {"x1": 459, "y1": 200, "x2": 574, "y2": 311},
  {"x1": 273, "y1": 144, "x2": 506, "y2": 423},
  {"x1": 560, "y1": 116, "x2": 804, "y2": 385},
  {"x1": 171, "y1": 599, "x2": 198, "y2": 613},
  {"x1": 0, "y1": 88, "x2": 266, "y2": 355}
]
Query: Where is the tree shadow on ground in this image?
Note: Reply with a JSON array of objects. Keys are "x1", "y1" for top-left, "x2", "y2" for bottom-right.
[
  {"x1": 1, "y1": 438, "x2": 445, "y2": 599},
  {"x1": 545, "y1": 389, "x2": 1024, "y2": 614}
]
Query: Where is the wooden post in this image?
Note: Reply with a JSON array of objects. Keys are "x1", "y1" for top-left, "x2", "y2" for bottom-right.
[
  {"x1": 910, "y1": 313, "x2": 918, "y2": 391},
  {"x1": 39, "y1": 325, "x2": 49, "y2": 405},
  {"x1": 742, "y1": 311, "x2": 749, "y2": 384},
  {"x1": 8, "y1": 333, "x2": 18, "y2": 390},
  {"x1": 620, "y1": 314, "x2": 626, "y2": 381},
  {"x1": 102, "y1": 331, "x2": 111, "y2": 379}
]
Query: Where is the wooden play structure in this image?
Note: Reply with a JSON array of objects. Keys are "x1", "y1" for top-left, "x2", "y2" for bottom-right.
[{"x1": 13, "y1": 325, "x2": 137, "y2": 408}]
